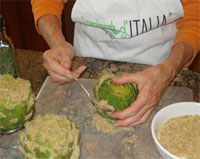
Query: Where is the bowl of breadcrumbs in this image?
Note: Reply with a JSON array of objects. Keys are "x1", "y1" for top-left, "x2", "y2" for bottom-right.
[{"x1": 151, "y1": 102, "x2": 200, "y2": 159}]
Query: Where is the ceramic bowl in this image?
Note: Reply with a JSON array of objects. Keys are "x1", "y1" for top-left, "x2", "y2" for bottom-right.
[{"x1": 151, "y1": 102, "x2": 200, "y2": 159}]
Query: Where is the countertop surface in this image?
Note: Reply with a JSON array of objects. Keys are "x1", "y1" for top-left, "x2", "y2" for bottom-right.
[
  {"x1": 0, "y1": 49, "x2": 199, "y2": 159},
  {"x1": 16, "y1": 49, "x2": 200, "y2": 102}
]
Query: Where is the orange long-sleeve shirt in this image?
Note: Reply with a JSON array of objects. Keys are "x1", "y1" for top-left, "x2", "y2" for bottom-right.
[{"x1": 31, "y1": 0, "x2": 200, "y2": 66}]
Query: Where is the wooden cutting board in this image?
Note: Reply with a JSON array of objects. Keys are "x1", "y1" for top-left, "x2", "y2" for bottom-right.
[{"x1": 0, "y1": 77, "x2": 193, "y2": 159}]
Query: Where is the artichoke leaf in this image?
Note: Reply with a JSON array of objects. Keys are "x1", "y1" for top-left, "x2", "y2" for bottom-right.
[{"x1": 93, "y1": 73, "x2": 139, "y2": 120}]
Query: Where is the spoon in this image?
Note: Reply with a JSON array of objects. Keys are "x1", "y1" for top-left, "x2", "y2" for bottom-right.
[
  {"x1": 0, "y1": 127, "x2": 22, "y2": 135},
  {"x1": 68, "y1": 74, "x2": 112, "y2": 112},
  {"x1": 0, "y1": 144, "x2": 19, "y2": 149}
]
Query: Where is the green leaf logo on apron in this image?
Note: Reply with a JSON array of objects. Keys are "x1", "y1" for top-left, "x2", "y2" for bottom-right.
[{"x1": 81, "y1": 14, "x2": 167, "y2": 39}]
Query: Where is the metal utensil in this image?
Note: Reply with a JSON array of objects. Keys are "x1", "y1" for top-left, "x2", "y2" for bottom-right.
[
  {"x1": 0, "y1": 144, "x2": 19, "y2": 149},
  {"x1": 68, "y1": 75, "x2": 111, "y2": 112},
  {"x1": 73, "y1": 76, "x2": 96, "y2": 105},
  {"x1": 0, "y1": 127, "x2": 21, "y2": 135}
]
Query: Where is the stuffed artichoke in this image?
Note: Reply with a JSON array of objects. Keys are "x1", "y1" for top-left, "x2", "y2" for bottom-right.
[
  {"x1": 93, "y1": 73, "x2": 138, "y2": 119},
  {"x1": 18, "y1": 114, "x2": 81, "y2": 159},
  {"x1": 0, "y1": 74, "x2": 35, "y2": 132}
]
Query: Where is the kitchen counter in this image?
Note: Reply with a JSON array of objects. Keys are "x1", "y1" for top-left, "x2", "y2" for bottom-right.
[
  {"x1": 16, "y1": 49, "x2": 200, "y2": 102},
  {"x1": 0, "y1": 49, "x2": 198, "y2": 159}
]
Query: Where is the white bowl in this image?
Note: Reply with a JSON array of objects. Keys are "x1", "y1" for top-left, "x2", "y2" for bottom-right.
[{"x1": 151, "y1": 102, "x2": 200, "y2": 159}]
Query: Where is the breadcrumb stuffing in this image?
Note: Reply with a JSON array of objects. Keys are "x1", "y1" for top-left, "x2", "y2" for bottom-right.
[
  {"x1": 121, "y1": 134, "x2": 137, "y2": 153},
  {"x1": 18, "y1": 114, "x2": 80, "y2": 159},
  {"x1": 92, "y1": 113, "x2": 132, "y2": 134},
  {"x1": 158, "y1": 115, "x2": 200, "y2": 159}
]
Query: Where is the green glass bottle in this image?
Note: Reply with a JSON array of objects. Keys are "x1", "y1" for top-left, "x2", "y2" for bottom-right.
[{"x1": 0, "y1": 15, "x2": 19, "y2": 78}]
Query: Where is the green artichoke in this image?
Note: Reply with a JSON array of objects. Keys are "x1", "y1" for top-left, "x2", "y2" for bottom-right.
[
  {"x1": 93, "y1": 73, "x2": 138, "y2": 119},
  {"x1": 0, "y1": 74, "x2": 35, "y2": 132},
  {"x1": 18, "y1": 114, "x2": 81, "y2": 159}
]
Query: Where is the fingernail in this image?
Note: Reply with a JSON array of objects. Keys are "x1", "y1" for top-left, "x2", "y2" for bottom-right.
[
  {"x1": 66, "y1": 73, "x2": 73, "y2": 79},
  {"x1": 112, "y1": 77, "x2": 120, "y2": 82},
  {"x1": 114, "y1": 122, "x2": 120, "y2": 127},
  {"x1": 82, "y1": 65, "x2": 87, "y2": 70},
  {"x1": 111, "y1": 113, "x2": 116, "y2": 118}
]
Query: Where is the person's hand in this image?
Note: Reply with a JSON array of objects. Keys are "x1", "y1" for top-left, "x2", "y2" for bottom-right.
[
  {"x1": 43, "y1": 41, "x2": 86, "y2": 84},
  {"x1": 112, "y1": 64, "x2": 175, "y2": 127}
]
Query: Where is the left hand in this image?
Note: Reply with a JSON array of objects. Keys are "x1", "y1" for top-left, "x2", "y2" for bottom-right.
[{"x1": 112, "y1": 64, "x2": 175, "y2": 127}]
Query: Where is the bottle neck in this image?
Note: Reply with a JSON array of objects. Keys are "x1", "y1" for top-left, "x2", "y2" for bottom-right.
[
  {"x1": 0, "y1": 29, "x2": 13, "y2": 46},
  {"x1": 0, "y1": 29, "x2": 7, "y2": 41}
]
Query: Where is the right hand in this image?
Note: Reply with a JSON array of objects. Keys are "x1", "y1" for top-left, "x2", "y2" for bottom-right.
[{"x1": 43, "y1": 41, "x2": 86, "y2": 84}]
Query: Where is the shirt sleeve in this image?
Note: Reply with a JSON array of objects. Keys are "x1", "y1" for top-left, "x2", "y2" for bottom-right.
[
  {"x1": 173, "y1": 0, "x2": 200, "y2": 67},
  {"x1": 31, "y1": 0, "x2": 68, "y2": 32}
]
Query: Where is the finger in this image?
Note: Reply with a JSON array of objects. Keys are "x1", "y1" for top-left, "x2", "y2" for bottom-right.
[
  {"x1": 113, "y1": 105, "x2": 149, "y2": 127},
  {"x1": 112, "y1": 73, "x2": 140, "y2": 84},
  {"x1": 48, "y1": 70, "x2": 73, "y2": 83},
  {"x1": 126, "y1": 97, "x2": 157, "y2": 124},
  {"x1": 129, "y1": 107, "x2": 155, "y2": 126},
  {"x1": 114, "y1": 107, "x2": 154, "y2": 127},
  {"x1": 43, "y1": 49, "x2": 73, "y2": 76},
  {"x1": 72, "y1": 65, "x2": 87, "y2": 78},
  {"x1": 44, "y1": 58, "x2": 72, "y2": 78},
  {"x1": 112, "y1": 93, "x2": 147, "y2": 120},
  {"x1": 114, "y1": 116, "x2": 136, "y2": 127},
  {"x1": 114, "y1": 108, "x2": 146, "y2": 127}
]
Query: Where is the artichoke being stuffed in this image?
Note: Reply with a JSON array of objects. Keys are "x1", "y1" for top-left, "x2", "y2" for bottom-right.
[
  {"x1": 18, "y1": 114, "x2": 81, "y2": 159},
  {"x1": 0, "y1": 74, "x2": 35, "y2": 132},
  {"x1": 93, "y1": 73, "x2": 138, "y2": 119}
]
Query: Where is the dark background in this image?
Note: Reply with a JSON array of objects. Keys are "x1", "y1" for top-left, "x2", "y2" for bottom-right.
[{"x1": 1, "y1": 0, "x2": 199, "y2": 72}]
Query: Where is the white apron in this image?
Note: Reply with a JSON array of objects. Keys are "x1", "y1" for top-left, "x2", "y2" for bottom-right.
[{"x1": 71, "y1": 0, "x2": 184, "y2": 65}]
